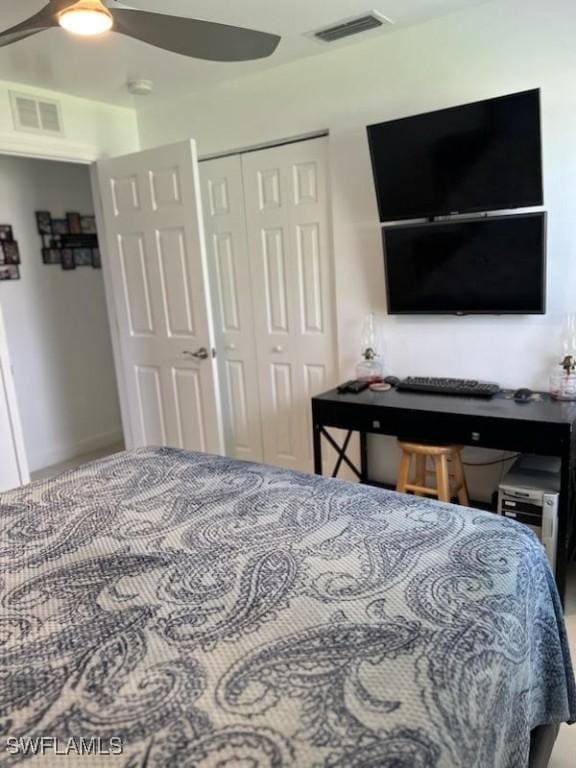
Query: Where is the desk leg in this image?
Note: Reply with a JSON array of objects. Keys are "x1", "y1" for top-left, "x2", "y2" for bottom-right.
[
  {"x1": 360, "y1": 432, "x2": 369, "y2": 483},
  {"x1": 313, "y1": 422, "x2": 323, "y2": 476}
]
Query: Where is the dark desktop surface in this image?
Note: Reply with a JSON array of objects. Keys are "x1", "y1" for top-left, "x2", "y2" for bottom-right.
[
  {"x1": 314, "y1": 387, "x2": 576, "y2": 427},
  {"x1": 312, "y1": 387, "x2": 576, "y2": 459}
]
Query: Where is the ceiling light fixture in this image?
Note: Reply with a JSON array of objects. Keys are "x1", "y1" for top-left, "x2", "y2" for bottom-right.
[{"x1": 59, "y1": 0, "x2": 113, "y2": 37}]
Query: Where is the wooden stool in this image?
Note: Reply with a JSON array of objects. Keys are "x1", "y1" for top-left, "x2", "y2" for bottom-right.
[{"x1": 396, "y1": 441, "x2": 469, "y2": 505}]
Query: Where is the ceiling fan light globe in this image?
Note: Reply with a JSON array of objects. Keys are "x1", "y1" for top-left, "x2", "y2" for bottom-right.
[{"x1": 59, "y1": 1, "x2": 113, "y2": 36}]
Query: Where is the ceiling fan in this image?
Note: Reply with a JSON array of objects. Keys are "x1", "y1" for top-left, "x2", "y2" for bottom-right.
[{"x1": 0, "y1": 0, "x2": 281, "y2": 61}]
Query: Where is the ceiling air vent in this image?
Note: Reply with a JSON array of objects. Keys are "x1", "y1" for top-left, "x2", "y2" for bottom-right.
[
  {"x1": 10, "y1": 91, "x2": 64, "y2": 136},
  {"x1": 312, "y1": 11, "x2": 392, "y2": 43}
]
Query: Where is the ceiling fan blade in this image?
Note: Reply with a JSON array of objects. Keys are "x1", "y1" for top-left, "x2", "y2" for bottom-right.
[
  {"x1": 109, "y1": 7, "x2": 280, "y2": 62},
  {"x1": 0, "y1": 4, "x2": 58, "y2": 49}
]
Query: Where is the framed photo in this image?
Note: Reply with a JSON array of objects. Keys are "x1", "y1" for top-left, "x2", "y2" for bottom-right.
[
  {"x1": 2, "y1": 241, "x2": 20, "y2": 265},
  {"x1": 52, "y1": 219, "x2": 69, "y2": 235},
  {"x1": 74, "y1": 248, "x2": 92, "y2": 267},
  {"x1": 36, "y1": 211, "x2": 52, "y2": 235},
  {"x1": 80, "y1": 215, "x2": 96, "y2": 234},
  {"x1": 66, "y1": 212, "x2": 82, "y2": 234},
  {"x1": 0, "y1": 225, "x2": 13, "y2": 241},
  {"x1": 0, "y1": 264, "x2": 20, "y2": 281},
  {"x1": 43, "y1": 248, "x2": 61, "y2": 265},
  {"x1": 92, "y1": 248, "x2": 101, "y2": 269},
  {"x1": 61, "y1": 249, "x2": 76, "y2": 271}
]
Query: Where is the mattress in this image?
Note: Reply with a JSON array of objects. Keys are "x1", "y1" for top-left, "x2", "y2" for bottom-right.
[{"x1": 1, "y1": 446, "x2": 575, "y2": 767}]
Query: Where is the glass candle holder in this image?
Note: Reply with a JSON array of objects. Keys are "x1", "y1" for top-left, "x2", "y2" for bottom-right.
[{"x1": 550, "y1": 363, "x2": 576, "y2": 401}]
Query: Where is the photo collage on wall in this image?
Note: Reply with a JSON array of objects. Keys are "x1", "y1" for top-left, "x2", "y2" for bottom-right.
[
  {"x1": 0, "y1": 225, "x2": 21, "y2": 281},
  {"x1": 36, "y1": 211, "x2": 101, "y2": 271}
]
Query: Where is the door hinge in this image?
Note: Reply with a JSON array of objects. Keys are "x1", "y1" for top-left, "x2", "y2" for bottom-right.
[{"x1": 212, "y1": 347, "x2": 217, "y2": 358}]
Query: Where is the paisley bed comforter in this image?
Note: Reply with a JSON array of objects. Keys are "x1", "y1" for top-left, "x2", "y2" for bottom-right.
[{"x1": 1, "y1": 446, "x2": 575, "y2": 767}]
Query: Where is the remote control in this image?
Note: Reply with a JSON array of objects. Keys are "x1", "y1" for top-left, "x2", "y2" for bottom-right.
[{"x1": 337, "y1": 380, "x2": 369, "y2": 394}]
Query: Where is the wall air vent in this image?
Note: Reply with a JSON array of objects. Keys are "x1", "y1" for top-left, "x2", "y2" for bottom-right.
[
  {"x1": 10, "y1": 91, "x2": 64, "y2": 136},
  {"x1": 312, "y1": 11, "x2": 393, "y2": 43}
]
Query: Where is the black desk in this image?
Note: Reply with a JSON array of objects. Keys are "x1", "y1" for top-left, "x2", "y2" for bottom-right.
[{"x1": 312, "y1": 387, "x2": 576, "y2": 602}]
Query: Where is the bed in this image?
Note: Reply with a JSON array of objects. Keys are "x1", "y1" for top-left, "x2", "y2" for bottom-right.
[{"x1": 1, "y1": 446, "x2": 575, "y2": 767}]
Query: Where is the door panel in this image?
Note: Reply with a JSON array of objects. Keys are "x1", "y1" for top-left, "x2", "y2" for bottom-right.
[
  {"x1": 270, "y1": 361, "x2": 299, "y2": 460},
  {"x1": 213, "y1": 233, "x2": 241, "y2": 332},
  {"x1": 119, "y1": 233, "x2": 155, "y2": 335},
  {"x1": 157, "y1": 228, "x2": 196, "y2": 337},
  {"x1": 297, "y1": 223, "x2": 323, "y2": 333},
  {"x1": 98, "y1": 141, "x2": 223, "y2": 454},
  {"x1": 135, "y1": 365, "x2": 166, "y2": 445},
  {"x1": 200, "y1": 155, "x2": 264, "y2": 463},
  {"x1": 242, "y1": 137, "x2": 336, "y2": 471},
  {"x1": 263, "y1": 228, "x2": 290, "y2": 333},
  {"x1": 172, "y1": 367, "x2": 206, "y2": 451},
  {"x1": 150, "y1": 166, "x2": 182, "y2": 209},
  {"x1": 225, "y1": 360, "x2": 251, "y2": 451}
]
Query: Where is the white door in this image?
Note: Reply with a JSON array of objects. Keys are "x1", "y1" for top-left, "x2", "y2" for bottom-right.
[
  {"x1": 200, "y1": 155, "x2": 264, "y2": 463},
  {"x1": 97, "y1": 141, "x2": 224, "y2": 454},
  {"x1": 0, "y1": 303, "x2": 29, "y2": 491},
  {"x1": 241, "y1": 137, "x2": 336, "y2": 471}
]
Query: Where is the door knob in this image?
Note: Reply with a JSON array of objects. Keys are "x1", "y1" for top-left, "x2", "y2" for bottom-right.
[
  {"x1": 225, "y1": 343, "x2": 237, "y2": 351},
  {"x1": 272, "y1": 345, "x2": 284, "y2": 353},
  {"x1": 183, "y1": 347, "x2": 209, "y2": 360}
]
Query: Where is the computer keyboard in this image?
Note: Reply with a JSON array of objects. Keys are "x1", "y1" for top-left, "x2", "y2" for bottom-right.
[{"x1": 396, "y1": 376, "x2": 500, "y2": 398}]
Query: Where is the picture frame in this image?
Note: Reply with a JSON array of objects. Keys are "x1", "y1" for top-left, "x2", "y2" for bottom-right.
[
  {"x1": 0, "y1": 224, "x2": 14, "y2": 241},
  {"x1": 61, "y1": 249, "x2": 76, "y2": 270},
  {"x1": 74, "y1": 248, "x2": 93, "y2": 267},
  {"x1": 43, "y1": 248, "x2": 61, "y2": 265},
  {"x1": 80, "y1": 215, "x2": 96, "y2": 234},
  {"x1": 0, "y1": 264, "x2": 20, "y2": 281},
  {"x1": 39, "y1": 211, "x2": 99, "y2": 268},
  {"x1": 66, "y1": 212, "x2": 82, "y2": 234},
  {"x1": 36, "y1": 211, "x2": 52, "y2": 235},
  {"x1": 52, "y1": 219, "x2": 69, "y2": 236},
  {"x1": 2, "y1": 241, "x2": 20, "y2": 265}
]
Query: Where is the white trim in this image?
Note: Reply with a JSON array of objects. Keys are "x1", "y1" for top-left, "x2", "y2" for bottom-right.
[
  {"x1": 0, "y1": 132, "x2": 100, "y2": 164},
  {"x1": 198, "y1": 130, "x2": 329, "y2": 162}
]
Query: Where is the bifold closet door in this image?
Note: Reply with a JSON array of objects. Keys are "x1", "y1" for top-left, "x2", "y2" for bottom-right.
[
  {"x1": 241, "y1": 137, "x2": 336, "y2": 471},
  {"x1": 200, "y1": 155, "x2": 264, "y2": 463}
]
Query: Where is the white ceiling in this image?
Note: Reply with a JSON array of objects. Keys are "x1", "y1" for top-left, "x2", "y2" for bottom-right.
[{"x1": 0, "y1": 0, "x2": 491, "y2": 107}]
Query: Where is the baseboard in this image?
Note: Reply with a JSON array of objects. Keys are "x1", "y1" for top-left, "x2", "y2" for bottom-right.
[{"x1": 29, "y1": 429, "x2": 124, "y2": 472}]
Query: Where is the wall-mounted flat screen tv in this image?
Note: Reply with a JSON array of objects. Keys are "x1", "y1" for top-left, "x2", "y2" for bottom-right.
[
  {"x1": 383, "y1": 213, "x2": 546, "y2": 315},
  {"x1": 367, "y1": 90, "x2": 543, "y2": 222}
]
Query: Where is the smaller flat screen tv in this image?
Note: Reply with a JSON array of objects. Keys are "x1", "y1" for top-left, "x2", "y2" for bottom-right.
[
  {"x1": 367, "y1": 89, "x2": 543, "y2": 221},
  {"x1": 383, "y1": 213, "x2": 546, "y2": 315}
]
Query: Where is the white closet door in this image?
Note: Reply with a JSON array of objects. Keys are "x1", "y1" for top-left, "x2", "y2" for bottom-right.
[
  {"x1": 200, "y1": 155, "x2": 264, "y2": 462},
  {"x1": 0, "y1": 303, "x2": 29, "y2": 491},
  {"x1": 97, "y1": 141, "x2": 224, "y2": 455},
  {"x1": 242, "y1": 137, "x2": 336, "y2": 471}
]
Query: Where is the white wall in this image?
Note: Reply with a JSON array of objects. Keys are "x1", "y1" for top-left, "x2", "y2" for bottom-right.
[
  {"x1": 0, "y1": 79, "x2": 139, "y2": 162},
  {"x1": 0, "y1": 155, "x2": 122, "y2": 471},
  {"x1": 137, "y1": 0, "x2": 576, "y2": 497}
]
